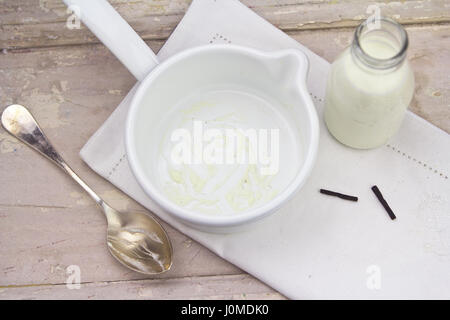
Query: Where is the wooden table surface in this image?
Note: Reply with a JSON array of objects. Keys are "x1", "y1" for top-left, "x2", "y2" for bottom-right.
[{"x1": 0, "y1": 0, "x2": 449, "y2": 299}]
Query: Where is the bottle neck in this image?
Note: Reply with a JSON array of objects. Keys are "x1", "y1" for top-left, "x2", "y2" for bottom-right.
[{"x1": 351, "y1": 17, "x2": 408, "y2": 70}]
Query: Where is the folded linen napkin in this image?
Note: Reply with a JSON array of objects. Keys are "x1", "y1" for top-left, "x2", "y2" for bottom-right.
[{"x1": 80, "y1": 0, "x2": 450, "y2": 299}]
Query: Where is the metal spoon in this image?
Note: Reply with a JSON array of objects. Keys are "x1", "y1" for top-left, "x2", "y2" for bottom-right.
[{"x1": 1, "y1": 104, "x2": 173, "y2": 274}]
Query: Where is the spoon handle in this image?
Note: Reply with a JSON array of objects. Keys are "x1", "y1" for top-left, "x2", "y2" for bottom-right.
[{"x1": 1, "y1": 104, "x2": 104, "y2": 207}]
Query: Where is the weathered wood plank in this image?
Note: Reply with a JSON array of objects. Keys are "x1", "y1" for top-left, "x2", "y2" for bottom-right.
[
  {"x1": 0, "y1": 205, "x2": 241, "y2": 286},
  {"x1": 0, "y1": 43, "x2": 145, "y2": 208},
  {"x1": 0, "y1": 274, "x2": 285, "y2": 300},
  {"x1": 1, "y1": 0, "x2": 449, "y2": 49}
]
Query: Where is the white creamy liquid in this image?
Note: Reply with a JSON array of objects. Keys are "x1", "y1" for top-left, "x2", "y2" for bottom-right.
[{"x1": 324, "y1": 32, "x2": 415, "y2": 149}]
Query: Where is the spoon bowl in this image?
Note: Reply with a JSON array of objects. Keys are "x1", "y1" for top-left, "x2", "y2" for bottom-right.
[
  {"x1": 104, "y1": 206, "x2": 173, "y2": 274},
  {"x1": 1, "y1": 104, "x2": 173, "y2": 275}
]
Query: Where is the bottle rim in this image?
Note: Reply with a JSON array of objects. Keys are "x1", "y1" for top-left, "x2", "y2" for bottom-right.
[{"x1": 352, "y1": 17, "x2": 409, "y2": 70}]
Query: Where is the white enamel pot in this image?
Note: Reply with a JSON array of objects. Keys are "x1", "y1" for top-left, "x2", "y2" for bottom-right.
[{"x1": 64, "y1": 0, "x2": 319, "y2": 233}]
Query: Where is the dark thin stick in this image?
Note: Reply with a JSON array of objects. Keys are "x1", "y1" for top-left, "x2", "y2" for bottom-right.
[
  {"x1": 371, "y1": 185, "x2": 396, "y2": 220},
  {"x1": 319, "y1": 189, "x2": 358, "y2": 202}
]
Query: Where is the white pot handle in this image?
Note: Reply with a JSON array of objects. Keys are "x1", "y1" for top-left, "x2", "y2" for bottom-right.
[{"x1": 63, "y1": 0, "x2": 158, "y2": 81}]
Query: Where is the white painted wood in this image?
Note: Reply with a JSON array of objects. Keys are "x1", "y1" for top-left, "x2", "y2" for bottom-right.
[
  {"x1": 0, "y1": 0, "x2": 448, "y2": 49},
  {"x1": 0, "y1": 205, "x2": 241, "y2": 286},
  {"x1": 0, "y1": 274, "x2": 285, "y2": 300}
]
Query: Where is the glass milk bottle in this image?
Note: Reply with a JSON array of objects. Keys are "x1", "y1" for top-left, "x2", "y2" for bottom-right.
[{"x1": 324, "y1": 18, "x2": 415, "y2": 149}]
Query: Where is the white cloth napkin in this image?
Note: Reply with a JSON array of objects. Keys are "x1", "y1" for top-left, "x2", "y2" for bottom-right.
[{"x1": 80, "y1": 0, "x2": 450, "y2": 299}]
